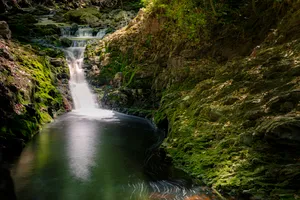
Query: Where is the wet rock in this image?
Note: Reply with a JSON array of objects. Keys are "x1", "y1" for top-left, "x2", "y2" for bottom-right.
[
  {"x1": 63, "y1": 96, "x2": 72, "y2": 112},
  {"x1": 50, "y1": 58, "x2": 66, "y2": 67},
  {"x1": 64, "y1": 7, "x2": 101, "y2": 26},
  {"x1": 101, "y1": 89, "x2": 130, "y2": 110},
  {"x1": 0, "y1": 21, "x2": 11, "y2": 40},
  {"x1": 71, "y1": 23, "x2": 79, "y2": 34},
  {"x1": 59, "y1": 37, "x2": 72, "y2": 47}
]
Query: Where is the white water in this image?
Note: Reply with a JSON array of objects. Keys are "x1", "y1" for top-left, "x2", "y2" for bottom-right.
[
  {"x1": 96, "y1": 28, "x2": 107, "y2": 38},
  {"x1": 61, "y1": 27, "x2": 107, "y2": 40},
  {"x1": 62, "y1": 27, "x2": 106, "y2": 110},
  {"x1": 75, "y1": 28, "x2": 93, "y2": 37}
]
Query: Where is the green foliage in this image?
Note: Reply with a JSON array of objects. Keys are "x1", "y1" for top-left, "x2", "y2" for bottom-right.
[
  {"x1": 148, "y1": 0, "x2": 208, "y2": 42},
  {"x1": 165, "y1": 0, "x2": 207, "y2": 40},
  {"x1": 123, "y1": 0, "x2": 144, "y2": 10}
]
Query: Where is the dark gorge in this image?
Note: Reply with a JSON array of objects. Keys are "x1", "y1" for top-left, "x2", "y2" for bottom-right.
[{"x1": 1, "y1": 0, "x2": 300, "y2": 200}]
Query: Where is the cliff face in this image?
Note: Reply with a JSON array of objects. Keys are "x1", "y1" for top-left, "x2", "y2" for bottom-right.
[
  {"x1": 0, "y1": 23, "x2": 71, "y2": 160},
  {"x1": 87, "y1": 1, "x2": 300, "y2": 198}
]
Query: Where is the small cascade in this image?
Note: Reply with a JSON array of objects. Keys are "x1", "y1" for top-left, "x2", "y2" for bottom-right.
[
  {"x1": 96, "y1": 29, "x2": 107, "y2": 39},
  {"x1": 61, "y1": 26, "x2": 72, "y2": 37},
  {"x1": 75, "y1": 28, "x2": 94, "y2": 37},
  {"x1": 61, "y1": 26, "x2": 107, "y2": 110},
  {"x1": 61, "y1": 26, "x2": 108, "y2": 39}
]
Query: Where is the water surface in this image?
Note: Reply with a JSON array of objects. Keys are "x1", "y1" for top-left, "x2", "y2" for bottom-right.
[{"x1": 12, "y1": 110, "x2": 161, "y2": 200}]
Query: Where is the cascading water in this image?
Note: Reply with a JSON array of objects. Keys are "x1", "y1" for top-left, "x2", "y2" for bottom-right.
[
  {"x1": 62, "y1": 27, "x2": 104, "y2": 110},
  {"x1": 96, "y1": 28, "x2": 107, "y2": 38},
  {"x1": 75, "y1": 28, "x2": 93, "y2": 37}
]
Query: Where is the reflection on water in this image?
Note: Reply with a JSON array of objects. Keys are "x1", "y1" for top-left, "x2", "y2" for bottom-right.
[
  {"x1": 12, "y1": 110, "x2": 220, "y2": 200},
  {"x1": 66, "y1": 118, "x2": 97, "y2": 180},
  {"x1": 11, "y1": 110, "x2": 154, "y2": 199}
]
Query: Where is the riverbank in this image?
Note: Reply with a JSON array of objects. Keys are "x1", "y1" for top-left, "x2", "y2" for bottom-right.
[
  {"x1": 0, "y1": 35, "x2": 71, "y2": 161},
  {"x1": 84, "y1": 1, "x2": 300, "y2": 199}
]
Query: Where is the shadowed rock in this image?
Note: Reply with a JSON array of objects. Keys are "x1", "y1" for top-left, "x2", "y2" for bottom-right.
[{"x1": 0, "y1": 21, "x2": 11, "y2": 40}]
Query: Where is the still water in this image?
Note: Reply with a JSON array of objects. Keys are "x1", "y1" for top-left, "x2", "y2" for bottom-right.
[
  {"x1": 11, "y1": 110, "x2": 220, "y2": 200},
  {"x1": 12, "y1": 110, "x2": 163, "y2": 200}
]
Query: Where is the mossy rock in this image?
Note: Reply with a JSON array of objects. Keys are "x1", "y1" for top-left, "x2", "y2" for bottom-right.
[
  {"x1": 80, "y1": 13, "x2": 100, "y2": 26},
  {"x1": 33, "y1": 24, "x2": 61, "y2": 36},
  {"x1": 64, "y1": 7, "x2": 101, "y2": 25},
  {"x1": 0, "y1": 39, "x2": 67, "y2": 147},
  {"x1": 5, "y1": 13, "x2": 38, "y2": 37}
]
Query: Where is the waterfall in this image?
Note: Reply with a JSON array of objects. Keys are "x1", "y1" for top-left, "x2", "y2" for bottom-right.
[
  {"x1": 62, "y1": 27, "x2": 105, "y2": 110},
  {"x1": 96, "y1": 29, "x2": 107, "y2": 39},
  {"x1": 61, "y1": 26, "x2": 72, "y2": 37},
  {"x1": 75, "y1": 28, "x2": 93, "y2": 37}
]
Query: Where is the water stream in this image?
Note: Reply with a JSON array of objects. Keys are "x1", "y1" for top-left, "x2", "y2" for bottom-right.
[{"x1": 11, "y1": 26, "x2": 220, "y2": 200}]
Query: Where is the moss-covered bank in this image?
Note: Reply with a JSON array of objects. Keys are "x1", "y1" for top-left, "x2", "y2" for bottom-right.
[
  {"x1": 86, "y1": 0, "x2": 300, "y2": 199},
  {"x1": 0, "y1": 38, "x2": 71, "y2": 161}
]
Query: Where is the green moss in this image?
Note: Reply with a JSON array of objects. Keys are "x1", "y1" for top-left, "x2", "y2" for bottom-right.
[
  {"x1": 153, "y1": 40, "x2": 300, "y2": 199},
  {"x1": 0, "y1": 41, "x2": 66, "y2": 141},
  {"x1": 64, "y1": 7, "x2": 101, "y2": 24},
  {"x1": 88, "y1": 1, "x2": 300, "y2": 198}
]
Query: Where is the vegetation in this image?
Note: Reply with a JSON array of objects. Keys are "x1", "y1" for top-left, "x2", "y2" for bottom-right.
[
  {"x1": 0, "y1": 40, "x2": 69, "y2": 142},
  {"x1": 86, "y1": 0, "x2": 300, "y2": 199}
]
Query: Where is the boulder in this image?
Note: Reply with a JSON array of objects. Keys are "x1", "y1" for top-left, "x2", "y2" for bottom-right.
[
  {"x1": 59, "y1": 37, "x2": 73, "y2": 47},
  {"x1": 80, "y1": 13, "x2": 100, "y2": 27},
  {"x1": 64, "y1": 7, "x2": 101, "y2": 26},
  {"x1": 0, "y1": 21, "x2": 11, "y2": 40}
]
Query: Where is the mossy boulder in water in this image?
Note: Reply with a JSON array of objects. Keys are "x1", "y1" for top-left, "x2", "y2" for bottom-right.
[{"x1": 64, "y1": 7, "x2": 101, "y2": 26}]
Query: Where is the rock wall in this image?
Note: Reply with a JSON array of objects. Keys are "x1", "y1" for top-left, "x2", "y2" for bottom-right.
[
  {"x1": 0, "y1": 22, "x2": 71, "y2": 162},
  {"x1": 86, "y1": 1, "x2": 300, "y2": 199}
]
